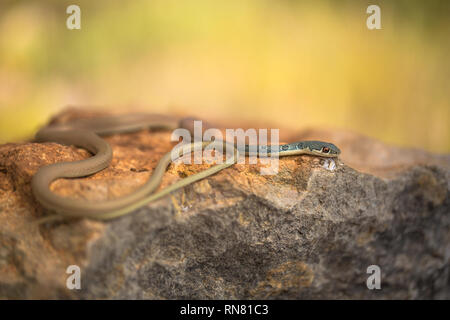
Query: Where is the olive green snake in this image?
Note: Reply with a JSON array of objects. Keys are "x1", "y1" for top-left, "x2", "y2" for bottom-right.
[{"x1": 31, "y1": 113, "x2": 340, "y2": 224}]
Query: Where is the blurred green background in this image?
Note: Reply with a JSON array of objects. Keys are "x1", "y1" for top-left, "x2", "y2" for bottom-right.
[{"x1": 0, "y1": 0, "x2": 449, "y2": 152}]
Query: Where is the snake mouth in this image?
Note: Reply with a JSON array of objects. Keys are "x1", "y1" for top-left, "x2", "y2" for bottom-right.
[{"x1": 310, "y1": 150, "x2": 339, "y2": 158}]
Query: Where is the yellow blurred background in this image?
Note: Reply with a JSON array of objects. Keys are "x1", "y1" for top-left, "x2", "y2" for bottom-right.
[{"x1": 0, "y1": 0, "x2": 449, "y2": 152}]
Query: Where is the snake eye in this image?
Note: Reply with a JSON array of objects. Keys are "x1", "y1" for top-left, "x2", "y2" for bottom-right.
[{"x1": 322, "y1": 147, "x2": 330, "y2": 153}]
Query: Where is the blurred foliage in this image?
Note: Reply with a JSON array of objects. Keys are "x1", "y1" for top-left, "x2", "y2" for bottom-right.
[{"x1": 0, "y1": 0, "x2": 449, "y2": 152}]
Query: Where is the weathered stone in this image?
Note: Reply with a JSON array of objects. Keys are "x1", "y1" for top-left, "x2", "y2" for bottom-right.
[{"x1": 0, "y1": 109, "x2": 449, "y2": 299}]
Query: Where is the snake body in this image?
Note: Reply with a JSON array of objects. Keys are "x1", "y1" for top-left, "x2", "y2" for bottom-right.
[{"x1": 32, "y1": 113, "x2": 340, "y2": 222}]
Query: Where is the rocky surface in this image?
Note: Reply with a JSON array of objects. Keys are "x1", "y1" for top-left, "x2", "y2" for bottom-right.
[{"x1": 0, "y1": 109, "x2": 449, "y2": 299}]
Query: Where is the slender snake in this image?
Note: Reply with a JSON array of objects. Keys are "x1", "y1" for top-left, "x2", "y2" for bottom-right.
[{"x1": 31, "y1": 113, "x2": 340, "y2": 223}]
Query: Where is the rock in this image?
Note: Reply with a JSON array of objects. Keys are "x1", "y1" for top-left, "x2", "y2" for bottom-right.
[{"x1": 0, "y1": 109, "x2": 449, "y2": 299}]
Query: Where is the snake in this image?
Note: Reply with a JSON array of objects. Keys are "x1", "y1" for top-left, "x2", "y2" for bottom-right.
[{"x1": 31, "y1": 113, "x2": 340, "y2": 223}]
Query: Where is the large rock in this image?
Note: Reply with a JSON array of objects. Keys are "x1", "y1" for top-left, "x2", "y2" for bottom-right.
[{"x1": 0, "y1": 109, "x2": 449, "y2": 299}]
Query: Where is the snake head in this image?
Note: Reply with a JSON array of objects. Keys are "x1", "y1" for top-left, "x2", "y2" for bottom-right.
[{"x1": 301, "y1": 141, "x2": 341, "y2": 157}]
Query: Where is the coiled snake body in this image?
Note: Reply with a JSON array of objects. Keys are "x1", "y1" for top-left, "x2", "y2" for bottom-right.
[{"x1": 32, "y1": 113, "x2": 340, "y2": 223}]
